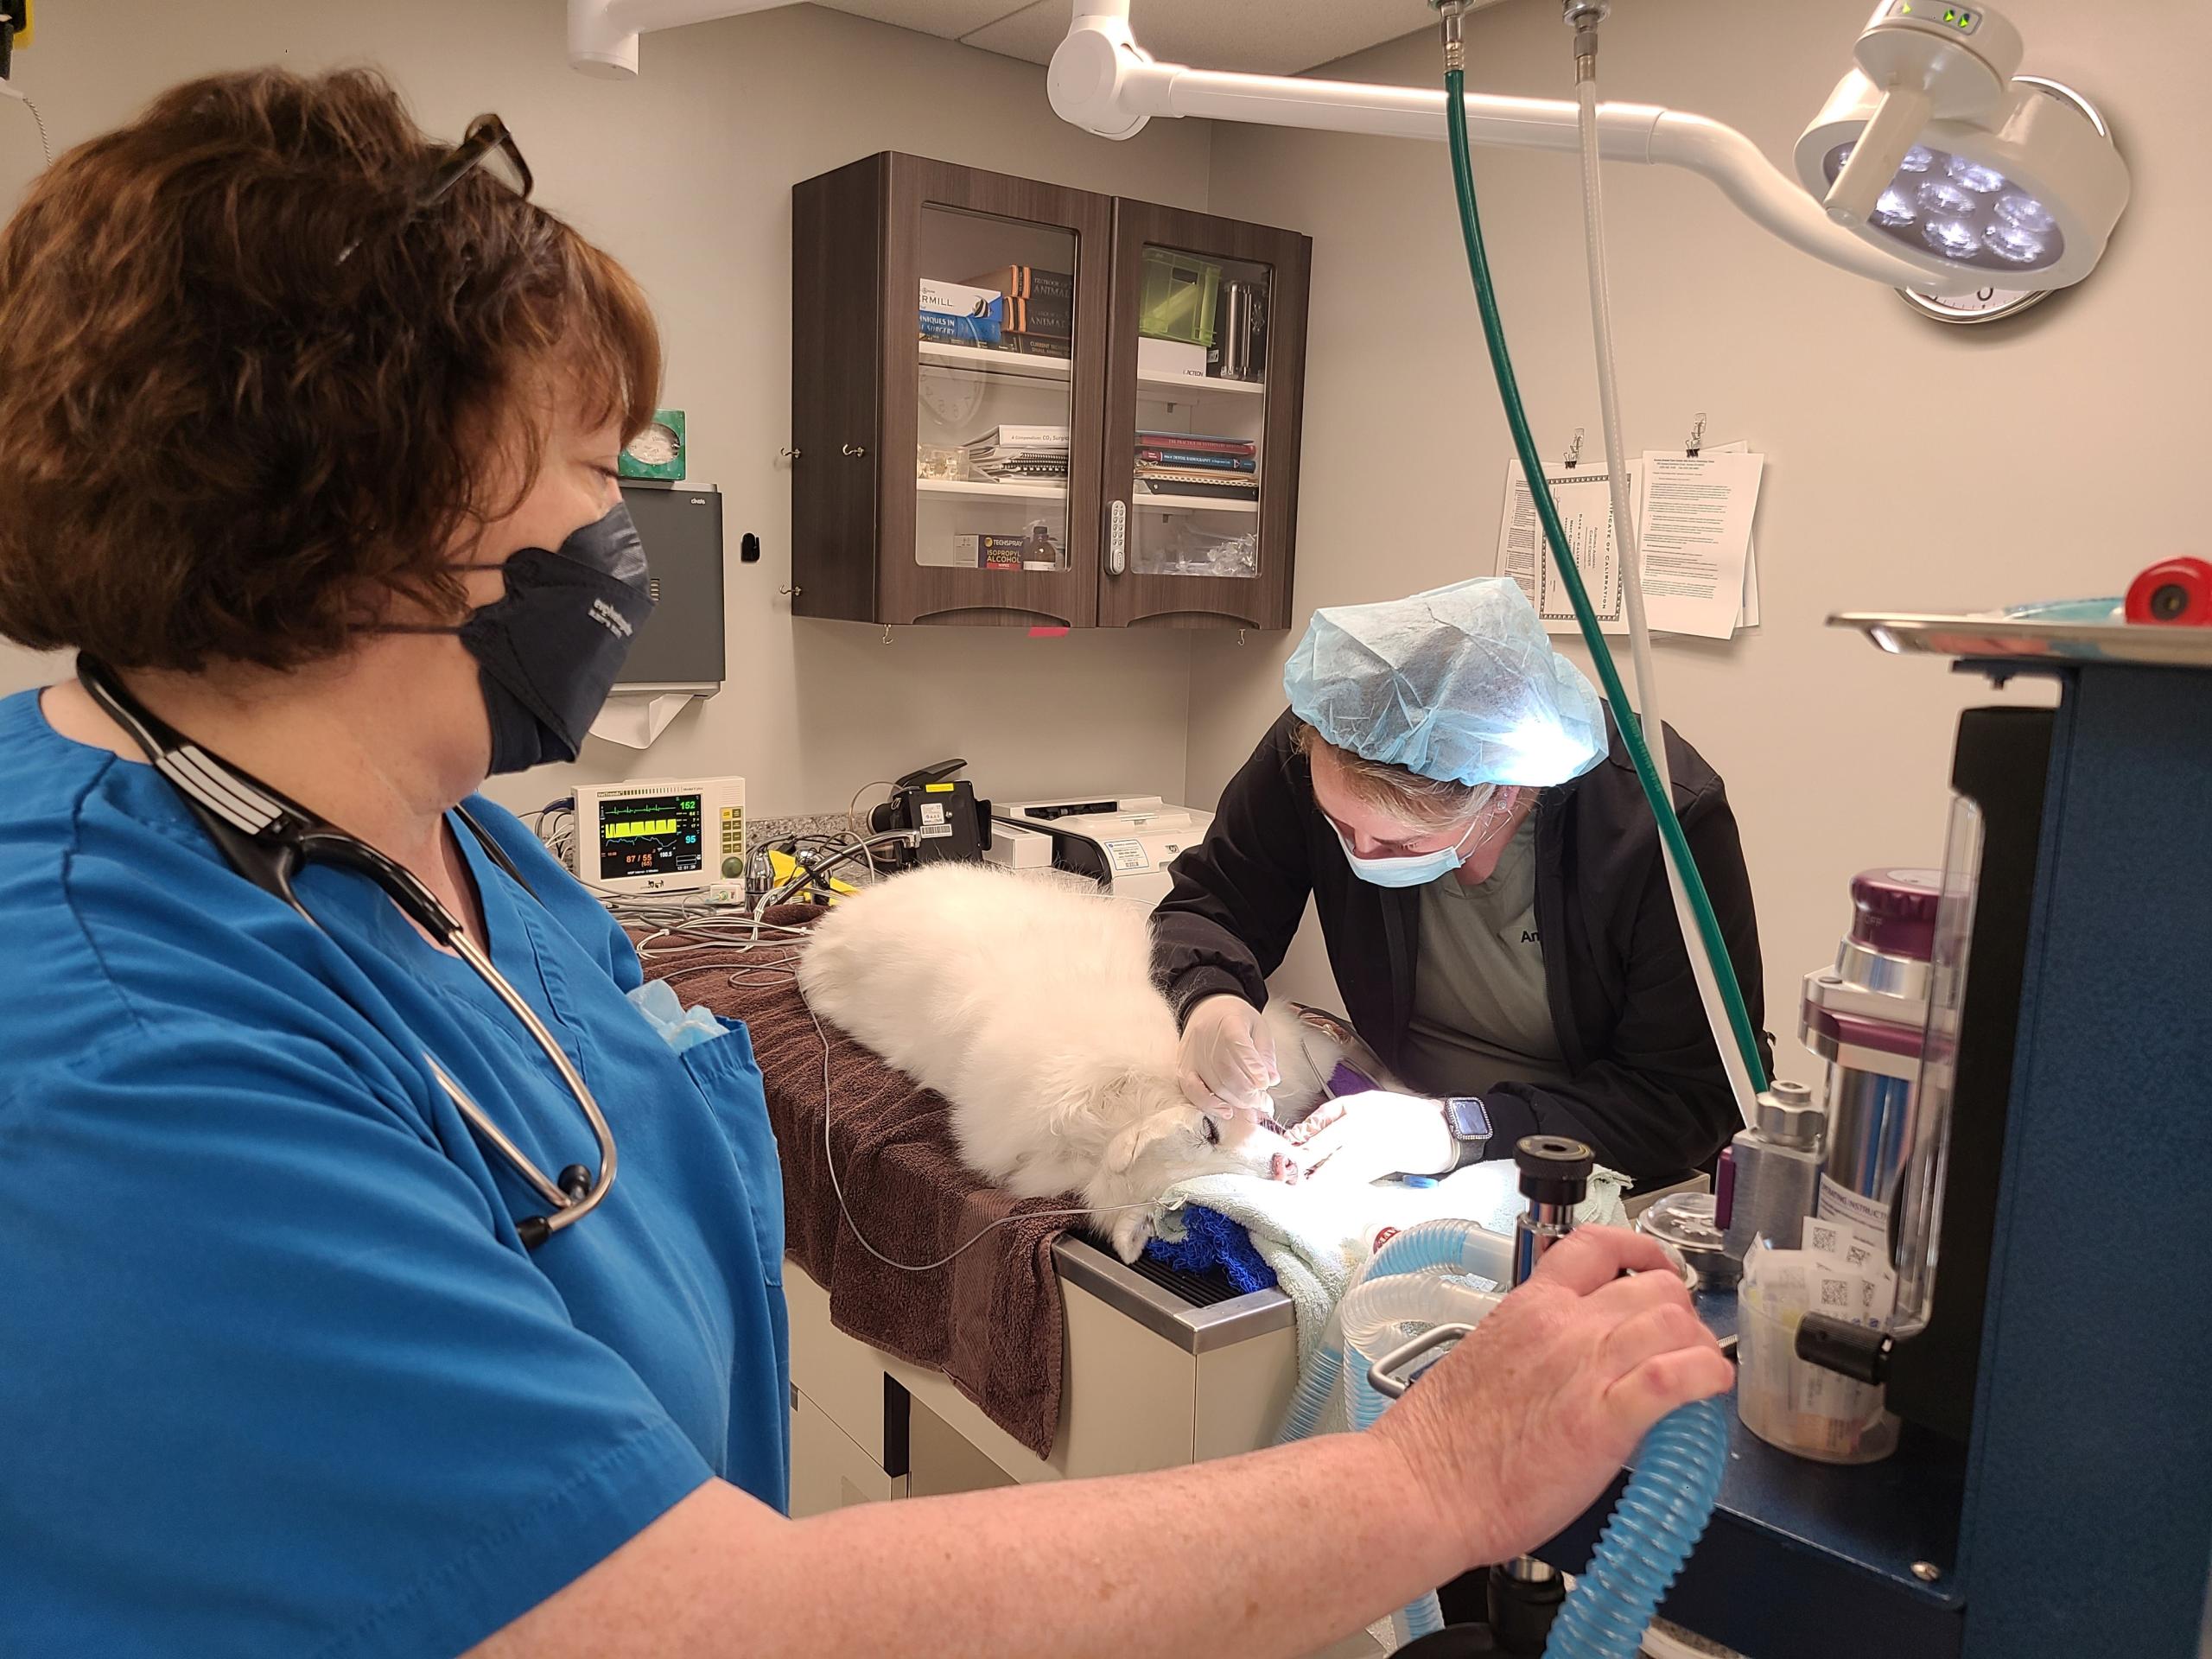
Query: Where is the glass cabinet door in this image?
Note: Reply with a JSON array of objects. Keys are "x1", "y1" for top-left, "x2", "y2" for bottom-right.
[
  {"x1": 1099, "y1": 204, "x2": 1310, "y2": 630},
  {"x1": 882, "y1": 159, "x2": 1110, "y2": 627}
]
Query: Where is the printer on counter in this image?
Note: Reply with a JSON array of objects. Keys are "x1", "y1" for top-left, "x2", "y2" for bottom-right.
[{"x1": 992, "y1": 796, "x2": 1213, "y2": 908}]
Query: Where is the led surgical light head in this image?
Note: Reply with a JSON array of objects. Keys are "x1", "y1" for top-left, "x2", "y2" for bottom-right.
[{"x1": 1795, "y1": 3, "x2": 2129, "y2": 289}]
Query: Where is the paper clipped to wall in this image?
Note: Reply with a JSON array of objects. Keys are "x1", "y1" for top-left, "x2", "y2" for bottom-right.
[{"x1": 1495, "y1": 444, "x2": 1764, "y2": 639}]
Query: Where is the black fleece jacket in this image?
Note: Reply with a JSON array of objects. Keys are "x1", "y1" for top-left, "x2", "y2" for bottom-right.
[{"x1": 1152, "y1": 709, "x2": 1770, "y2": 1185}]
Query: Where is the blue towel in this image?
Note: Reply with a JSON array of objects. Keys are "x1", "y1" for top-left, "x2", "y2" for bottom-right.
[{"x1": 1144, "y1": 1205, "x2": 1279, "y2": 1294}]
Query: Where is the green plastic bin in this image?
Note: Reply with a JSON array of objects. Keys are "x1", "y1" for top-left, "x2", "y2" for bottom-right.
[{"x1": 1138, "y1": 247, "x2": 1223, "y2": 346}]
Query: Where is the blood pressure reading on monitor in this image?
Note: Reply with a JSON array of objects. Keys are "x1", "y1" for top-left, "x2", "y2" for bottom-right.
[{"x1": 596, "y1": 792, "x2": 705, "y2": 881}]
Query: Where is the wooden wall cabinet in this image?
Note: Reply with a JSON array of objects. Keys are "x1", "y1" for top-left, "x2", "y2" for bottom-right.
[{"x1": 791, "y1": 153, "x2": 1311, "y2": 632}]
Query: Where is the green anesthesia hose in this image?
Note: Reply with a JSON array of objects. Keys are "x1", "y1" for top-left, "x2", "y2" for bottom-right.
[{"x1": 1442, "y1": 66, "x2": 1769, "y2": 1092}]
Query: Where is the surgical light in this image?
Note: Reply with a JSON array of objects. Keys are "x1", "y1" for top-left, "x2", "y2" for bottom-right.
[
  {"x1": 1917, "y1": 178, "x2": 1980, "y2": 218},
  {"x1": 1945, "y1": 156, "x2": 2008, "y2": 194},
  {"x1": 1923, "y1": 217, "x2": 1982, "y2": 260},
  {"x1": 1872, "y1": 188, "x2": 1917, "y2": 228},
  {"x1": 1794, "y1": 1, "x2": 2128, "y2": 289},
  {"x1": 1981, "y1": 220, "x2": 2046, "y2": 264}
]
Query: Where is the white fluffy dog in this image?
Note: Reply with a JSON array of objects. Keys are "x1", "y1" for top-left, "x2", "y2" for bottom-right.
[{"x1": 795, "y1": 863, "x2": 1285, "y2": 1261}]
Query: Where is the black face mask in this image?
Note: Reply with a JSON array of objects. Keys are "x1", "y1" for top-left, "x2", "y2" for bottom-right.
[{"x1": 457, "y1": 504, "x2": 655, "y2": 775}]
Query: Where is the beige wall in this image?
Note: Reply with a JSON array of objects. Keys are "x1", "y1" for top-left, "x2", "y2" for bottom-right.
[
  {"x1": 1192, "y1": 0, "x2": 2198, "y2": 1080},
  {"x1": 0, "y1": 0, "x2": 1215, "y2": 818},
  {"x1": 4, "y1": 0, "x2": 2190, "y2": 1081}
]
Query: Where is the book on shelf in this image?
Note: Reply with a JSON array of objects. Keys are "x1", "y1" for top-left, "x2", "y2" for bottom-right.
[
  {"x1": 919, "y1": 310, "x2": 1001, "y2": 346},
  {"x1": 1002, "y1": 295, "x2": 1073, "y2": 338},
  {"x1": 919, "y1": 278, "x2": 1004, "y2": 346},
  {"x1": 1135, "y1": 472, "x2": 1259, "y2": 501},
  {"x1": 1137, "y1": 448, "x2": 1255, "y2": 474},
  {"x1": 965, "y1": 424, "x2": 1071, "y2": 483},
  {"x1": 1136, "y1": 431, "x2": 1255, "y2": 456},
  {"x1": 1000, "y1": 334, "x2": 1072, "y2": 360},
  {"x1": 968, "y1": 264, "x2": 1075, "y2": 305},
  {"x1": 968, "y1": 424, "x2": 1069, "y2": 449}
]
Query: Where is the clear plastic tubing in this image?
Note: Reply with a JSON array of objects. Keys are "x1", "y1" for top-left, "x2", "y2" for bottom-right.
[
  {"x1": 1346, "y1": 1271, "x2": 1501, "y2": 1645},
  {"x1": 1275, "y1": 1219, "x2": 1516, "y2": 1446},
  {"x1": 1574, "y1": 70, "x2": 1760, "y2": 1130}
]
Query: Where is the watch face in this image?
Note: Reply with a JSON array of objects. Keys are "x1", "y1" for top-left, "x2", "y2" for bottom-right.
[{"x1": 1445, "y1": 1096, "x2": 1491, "y2": 1143}]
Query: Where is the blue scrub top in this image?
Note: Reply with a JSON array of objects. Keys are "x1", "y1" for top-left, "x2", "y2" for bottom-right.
[{"x1": 0, "y1": 690, "x2": 790, "y2": 1659}]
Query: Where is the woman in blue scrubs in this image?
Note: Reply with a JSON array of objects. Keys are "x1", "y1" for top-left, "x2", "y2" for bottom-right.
[{"x1": 0, "y1": 68, "x2": 1731, "y2": 1658}]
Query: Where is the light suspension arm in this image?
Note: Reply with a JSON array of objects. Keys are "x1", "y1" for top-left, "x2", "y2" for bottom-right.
[
  {"x1": 1046, "y1": 1, "x2": 1933, "y2": 289},
  {"x1": 569, "y1": 0, "x2": 799, "y2": 79}
]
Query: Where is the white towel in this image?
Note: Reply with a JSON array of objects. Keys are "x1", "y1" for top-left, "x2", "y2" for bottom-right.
[{"x1": 1154, "y1": 1161, "x2": 1633, "y2": 1370}]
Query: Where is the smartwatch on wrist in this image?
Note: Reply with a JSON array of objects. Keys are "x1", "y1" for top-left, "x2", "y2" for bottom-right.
[{"x1": 1442, "y1": 1096, "x2": 1491, "y2": 1172}]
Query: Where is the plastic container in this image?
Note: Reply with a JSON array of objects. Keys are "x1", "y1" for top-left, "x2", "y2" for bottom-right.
[
  {"x1": 1737, "y1": 1273, "x2": 1898, "y2": 1465},
  {"x1": 1138, "y1": 247, "x2": 1223, "y2": 346},
  {"x1": 1638, "y1": 1191, "x2": 1738, "y2": 1289}
]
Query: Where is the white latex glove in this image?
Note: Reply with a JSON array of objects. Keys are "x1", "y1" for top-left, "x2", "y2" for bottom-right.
[
  {"x1": 1177, "y1": 994, "x2": 1281, "y2": 1121},
  {"x1": 1282, "y1": 1090, "x2": 1455, "y2": 1185}
]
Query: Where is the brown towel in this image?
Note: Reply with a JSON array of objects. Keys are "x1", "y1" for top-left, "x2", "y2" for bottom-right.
[{"x1": 642, "y1": 912, "x2": 1071, "y2": 1459}]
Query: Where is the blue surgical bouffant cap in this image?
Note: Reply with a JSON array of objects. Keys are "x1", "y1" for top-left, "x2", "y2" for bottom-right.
[{"x1": 1283, "y1": 578, "x2": 1609, "y2": 787}]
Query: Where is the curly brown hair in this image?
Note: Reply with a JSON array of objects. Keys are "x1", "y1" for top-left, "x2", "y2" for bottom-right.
[{"x1": 0, "y1": 68, "x2": 661, "y2": 672}]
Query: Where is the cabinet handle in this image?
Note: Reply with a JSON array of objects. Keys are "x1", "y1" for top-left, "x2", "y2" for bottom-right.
[
  {"x1": 1107, "y1": 500, "x2": 1127, "y2": 576},
  {"x1": 779, "y1": 446, "x2": 802, "y2": 461},
  {"x1": 842, "y1": 443, "x2": 868, "y2": 458}
]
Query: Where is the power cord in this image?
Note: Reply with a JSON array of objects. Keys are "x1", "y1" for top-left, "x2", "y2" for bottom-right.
[{"x1": 2, "y1": 85, "x2": 50, "y2": 166}]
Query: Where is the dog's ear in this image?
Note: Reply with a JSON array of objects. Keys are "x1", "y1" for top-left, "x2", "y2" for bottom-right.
[{"x1": 1104, "y1": 1108, "x2": 1182, "y2": 1173}]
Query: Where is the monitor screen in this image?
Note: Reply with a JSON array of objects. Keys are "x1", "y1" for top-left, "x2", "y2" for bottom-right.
[
  {"x1": 616, "y1": 486, "x2": 725, "y2": 688},
  {"x1": 596, "y1": 790, "x2": 705, "y2": 882}
]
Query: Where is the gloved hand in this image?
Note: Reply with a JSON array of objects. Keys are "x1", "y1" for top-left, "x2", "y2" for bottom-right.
[
  {"x1": 1369, "y1": 1227, "x2": 1733, "y2": 1572},
  {"x1": 1177, "y1": 994, "x2": 1280, "y2": 1121},
  {"x1": 1281, "y1": 1090, "x2": 1454, "y2": 1185}
]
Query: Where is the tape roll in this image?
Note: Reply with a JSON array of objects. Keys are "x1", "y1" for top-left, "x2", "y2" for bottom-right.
[{"x1": 2125, "y1": 557, "x2": 2212, "y2": 626}]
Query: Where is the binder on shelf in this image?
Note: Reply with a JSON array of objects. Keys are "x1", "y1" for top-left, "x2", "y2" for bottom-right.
[
  {"x1": 1138, "y1": 448, "x2": 1256, "y2": 474},
  {"x1": 1136, "y1": 430, "x2": 1255, "y2": 456},
  {"x1": 1136, "y1": 472, "x2": 1259, "y2": 501},
  {"x1": 969, "y1": 264, "x2": 1074, "y2": 305}
]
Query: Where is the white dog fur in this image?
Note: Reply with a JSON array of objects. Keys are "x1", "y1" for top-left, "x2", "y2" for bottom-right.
[{"x1": 794, "y1": 863, "x2": 1283, "y2": 1261}]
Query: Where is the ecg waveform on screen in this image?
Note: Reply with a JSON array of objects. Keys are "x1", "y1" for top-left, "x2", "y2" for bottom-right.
[{"x1": 599, "y1": 797, "x2": 704, "y2": 879}]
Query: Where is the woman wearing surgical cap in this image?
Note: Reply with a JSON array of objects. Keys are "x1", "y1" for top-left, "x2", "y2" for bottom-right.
[{"x1": 1155, "y1": 578, "x2": 1770, "y2": 1189}]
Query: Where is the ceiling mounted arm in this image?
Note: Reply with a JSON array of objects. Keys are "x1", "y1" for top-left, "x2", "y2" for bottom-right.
[
  {"x1": 1046, "y1": 0, "x2": 2124, "y2": 294},
  {"x1": 569, "y1": 0, "x2": 799, "y2": 79}
]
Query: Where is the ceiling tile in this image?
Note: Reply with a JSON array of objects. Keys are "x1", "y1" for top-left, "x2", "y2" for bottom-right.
[
  {"x1": 817, "y1": 0, "x2": 1465, "y2": 74},
  {"x1": 812, "y1": 0, "x2": 1035, "y2": 41}
]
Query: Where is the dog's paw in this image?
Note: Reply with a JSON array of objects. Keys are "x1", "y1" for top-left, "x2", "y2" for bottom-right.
[{"x1": 1109, "y1": 1207, "x2": 1157, "y2": 1263}]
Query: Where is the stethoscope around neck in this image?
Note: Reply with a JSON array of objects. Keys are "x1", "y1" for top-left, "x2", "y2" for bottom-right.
[{"x1": 75, "y1": 655, "x2": 616, "y2": 1248}]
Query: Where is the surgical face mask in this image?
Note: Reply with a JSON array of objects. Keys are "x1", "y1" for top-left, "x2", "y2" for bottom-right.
[
  {"x1": 1330, "y1": 786, "x2": 1498, "y2": 888},
  {"x1": 455, "y1": 503, "x2": 655, "y2": 775}
]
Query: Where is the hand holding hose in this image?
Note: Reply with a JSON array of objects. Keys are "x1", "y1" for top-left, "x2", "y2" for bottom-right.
[{"x1": 1366, "y1": 1226, "x2": 1732, "y2": 1574}]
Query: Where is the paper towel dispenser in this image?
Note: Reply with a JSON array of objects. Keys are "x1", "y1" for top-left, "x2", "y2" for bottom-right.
[{"x1": 616, "y1": 484, "x2": 725, "y2": 692}]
